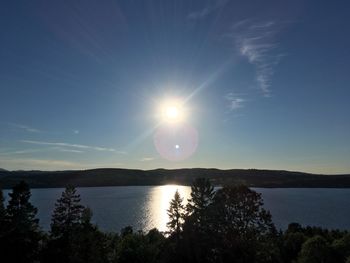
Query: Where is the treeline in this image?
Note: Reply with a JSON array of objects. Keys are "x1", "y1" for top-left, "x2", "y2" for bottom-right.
[
  {"x1": 0, "y1": 180, "x2": 350, "y2": 263},
  {"x1": 2, "y1": 168, "x2": 350, "y2": 188}
]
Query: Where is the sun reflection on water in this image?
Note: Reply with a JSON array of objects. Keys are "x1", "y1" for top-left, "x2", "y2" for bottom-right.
[{"x1": 148, "y1": 185, "x2": 191, "y2": 232}]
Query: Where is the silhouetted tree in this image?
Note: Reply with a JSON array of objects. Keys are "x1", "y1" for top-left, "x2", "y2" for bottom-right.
[
  {"x1": 282, "y1": 232, "x2": 307, "y2": 263},
  {"x1": 3, "y1": 181, "x2": 41, "y2": 263},
  {"x1": 0, "y1": 189, "x2": 5, "y2": 232},
  {"x1": 298, "y1": 235, "x2": 332, "y2": 263},
  {"x1": 116, "y1": 229, "x2": 164, "y2": 263},
  {"x1": 182, "y1": 178, "x2": 215, "y2": 263},
  {"x1": 0, "y1": 189, "x2": 5, "y2": 223},
  {"x1": 0, "y1": 189, "x2": 6, "y2": 254},
  {"x1": 210, "y1": 185, "x2": 280, "y2": 263},
  {"x1": 186, "y1": 178, "x2": 215, "y2": 224},
  {"x1": 332, "y1": 233, "x2": 350, "y2": 262},
  {"x1": 121, "y1": 225, "x2": 134, "y2": 237},
  {"x1": 281, "y1": 223, "x2": 307, "y2": 262},
  {"x1": 70, "y1": 207, "x2": 113, "y2": 263},
  {"x1": 163, "y1": 190, "x2": 186, "y2": 263},
  {"x1": 43, "y1": 187, "x2": 115, "y2": 263},
  {"x1": 50, "y1": 185, "x2": 85, "y2": 237},
  {"x1": 167, "y1": 190, "x2": 185, "y2": 239},
  {"x1": 286, "y1": 222, "x2": 304, "y2": 234},
  {"x1": 146, "y1": 228, "x2": 166, "y2": 263},
  {"x1": 43, "y1": 185, "x2": 85, "y2": 263},
  {"x1": 3, "y1": 180, "x2": 350, "y2": 263}
]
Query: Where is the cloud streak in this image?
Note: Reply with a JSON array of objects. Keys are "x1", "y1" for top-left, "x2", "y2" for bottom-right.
[
  {"x1": 0, "y1": 157, "x2": 124, "y2": 170},
  {"x1": 0, "y1": 147, "x2": 84, "y2": 155},
  {"x1": 21, "y1": 140, "x2": 125, "y2": 153},
  {"x1": 140, "y1": 157, "x2": 156, "y2": 162},
  {"x1": 187, "y1": 0, "x2": 228, "y2": 20},
  {"x1": 225, "y1": 93, "x2": 245, "y2": 111},
  {"x1": 0, "y1": 149, "x2": 44, "y2": 155},
  {"x1": 226, "y1": 20, "x2": 284, "y2": 96},
  {"x1": 52, "y1": 147, "x2": 84, "y2": 153},
  {"x1": 0, "y1": 158, "x2": 81, "y2": 170},
  {"x1": 10, "y1": 123, "x2": 41, "y2": 133}
]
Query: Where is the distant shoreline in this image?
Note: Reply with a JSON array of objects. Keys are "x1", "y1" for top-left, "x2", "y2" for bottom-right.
[{"x1": 1, "y1": 168, "x2": 350, "y2": 189}]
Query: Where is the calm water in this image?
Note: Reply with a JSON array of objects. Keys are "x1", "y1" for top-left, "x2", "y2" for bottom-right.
[{"x1": 3, "y1": 186, "x2": 350, "y2": 232}]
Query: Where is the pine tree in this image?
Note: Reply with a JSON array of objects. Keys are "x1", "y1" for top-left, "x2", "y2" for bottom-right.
[
  {"x1": 183, "y1": 178, "x2": 215, "y2": 263},
  {"x1": 43, "y1": 186, "x2": 85, "y2": 263},
  {"x1": 4, "y1": 181, "x2": 41, "y2": 263},
  {"x1": 50, "y1": 185, "x2": 85, "y2": 237},
  {"x1": 0, "y1": 188, "x2": 5, "y2": 225},
  {"x1": 167, "y1": 190, "x2": 185, "y2": 238},
  {"x1": 70, "y1": 207, "x2": 111, "y2": 263},
  {"x1": 186, "y1": 178, "x2": 215, "y2": 224},
  {"x1": 185, "y1": 178, "x2": 215, "y2": 242},
  {"x1": 0, "y1": 188, "x2": 6, "y2": 249}
]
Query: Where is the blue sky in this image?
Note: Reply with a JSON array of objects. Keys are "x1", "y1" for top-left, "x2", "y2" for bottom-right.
[{"x1": 0, "y1": 0, "x2": 349, "y2": 173}]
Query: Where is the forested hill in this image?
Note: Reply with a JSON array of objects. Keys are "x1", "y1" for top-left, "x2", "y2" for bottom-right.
[{"x1": 1, "y1": 168, "x2": 350, "y2": 189}]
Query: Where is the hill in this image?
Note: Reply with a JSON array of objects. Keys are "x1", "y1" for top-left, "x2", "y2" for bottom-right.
[{"x1": 1, "y1": 168, "x2": 350, "y2": 189}]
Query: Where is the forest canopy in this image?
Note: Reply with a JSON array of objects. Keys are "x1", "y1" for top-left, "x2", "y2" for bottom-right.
[{"x1": 0, "y1": 179, "x2": 349, "y2": 263}]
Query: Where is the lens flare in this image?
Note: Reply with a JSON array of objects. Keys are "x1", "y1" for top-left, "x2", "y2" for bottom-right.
[{"x1": 154, "y1": 124, "x2": 198, "y2": 161}]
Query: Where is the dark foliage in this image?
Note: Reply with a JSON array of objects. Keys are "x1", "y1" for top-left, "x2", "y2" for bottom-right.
[
  {"x1": 50, "y1": 185, "x2": 85, "y2": 237},
  {"x1": 1, "y1": 181, "x2": 41, "y2": 263},
  {"x1": 116, "y1": 227, "x2": 165, "y2": 263},
  {"x1": 181, "y1": 178, "x2": 216, "y2": 263},
  {"x1": 42, "y1": 186, "x2": 112, "y2": 263},
  {"x1": 0, "y1": 188, "x2": 5, "y2": 226},
  {"x1": 0, "y1": 179, "x2": 350, "y2": 263},
  {"x1": 298, "y1": 235, "x2": 332, "y2": 263},
  {"x1": 332, "y1": 233, "x2": 350, "y2": 262},
  {"x1": 0, "y1": 189, "x2": 6, "y2": 256},
  {"x1": 1, "y1": 168, "x2": 350, "y2": 188},
  {"x1": 282, "y1": 231, "x2": 307, "y2": 262},
  {"x1": 209, "y1": 185, "x2": 280, "y2": 263},
  {"x1": 167, "y1": 190, "x2": 185, "y2": 239}
]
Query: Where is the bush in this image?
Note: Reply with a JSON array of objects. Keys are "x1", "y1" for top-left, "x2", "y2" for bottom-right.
[{"x1": 298, "y1": 235, "x2": 332, "y2": 263}]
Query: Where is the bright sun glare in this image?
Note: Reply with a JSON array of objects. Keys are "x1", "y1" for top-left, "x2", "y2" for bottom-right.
[
  {"x1": 160, "y1": 100, "x2": 185, "y2": 123},
  {"x1": 165, "y1": 106, "x2": 179, "y2": 119}
]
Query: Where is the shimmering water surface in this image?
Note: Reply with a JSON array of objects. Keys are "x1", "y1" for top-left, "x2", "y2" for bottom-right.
[{"x1": 3, "y1": 186, "x2": 350, "y2": 232}]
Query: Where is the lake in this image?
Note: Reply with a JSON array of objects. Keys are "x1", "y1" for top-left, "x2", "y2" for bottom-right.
[{"x1": 3, "y1": 186, "x2": 350, "y2": 232}]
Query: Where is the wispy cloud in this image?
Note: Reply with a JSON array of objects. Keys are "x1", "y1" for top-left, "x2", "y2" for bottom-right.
[
  {"x1": 140, "y1": 157, "x2": 156, "y2": 162},
  {"x1": 52, "y1": 147, "x2": 84, "y2": 153},
  {"x1": 0, "y1": 147, "x2": 84, "y2": 155},
  {"x1": 0, "y1": 158, "x2": 123, "y2": 170},
  {"x1": 0, "y1": 158, "x2": 82, "y2": 170},
  {"x1": 21, "y1": 140, "x2": 125, "y2": 153},
  {"x1": 226, "y1": 20, "x2": 284, "y2": 96},
  {"x1": 0, "y1": 157, "x2": 124, "y2": 170},
  {"x1": 9, "y1": 123, "x2": 41, "y2": 133},
  {"x1": 225, "y1": 93, "x2": 245, "y2": 111},
  {"x1": 187, "y1": 0, "x2": 228, "y2": 20},
  {"x1": 0, "y1": 149, "x2": 43, "y2": 155}
]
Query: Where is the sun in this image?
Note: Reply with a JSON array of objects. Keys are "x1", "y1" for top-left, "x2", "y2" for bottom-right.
[
  {"x1": 165, "y1": 106, "x2": 179, "y2": 119},
  {"x1": 159, "y1": 99, "x2": 185, "y2": 124}
]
